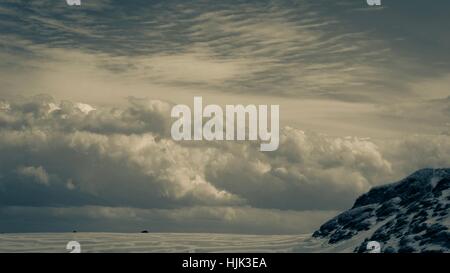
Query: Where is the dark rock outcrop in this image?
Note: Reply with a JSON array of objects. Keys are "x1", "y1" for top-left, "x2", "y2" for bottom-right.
[{"x1": 313, "y1": 168, "x2": 450, "y2": 253}]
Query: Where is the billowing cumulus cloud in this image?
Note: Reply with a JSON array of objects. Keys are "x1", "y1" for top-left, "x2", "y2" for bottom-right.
[{"x1": 1, "y1": 95, "x2": 450, "y2": 233}]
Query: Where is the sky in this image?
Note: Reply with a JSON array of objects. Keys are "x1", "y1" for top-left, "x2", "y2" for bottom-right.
[{"x1": 0, "y1": 0, "x2": 450, "y2": 234}]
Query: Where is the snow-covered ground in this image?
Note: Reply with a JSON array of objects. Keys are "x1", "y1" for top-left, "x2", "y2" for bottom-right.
[
  {"x1": 0, "y1": 230, "x2": 387, "y2": 253},
  {"x1": 0, "y1": 233, "x2": 318, "y2": 253}
]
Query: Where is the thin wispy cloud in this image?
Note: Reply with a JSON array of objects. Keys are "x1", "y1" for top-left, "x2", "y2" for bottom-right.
[{"x1": 3, "y1": 0, "x2": 446, "y2": 102}]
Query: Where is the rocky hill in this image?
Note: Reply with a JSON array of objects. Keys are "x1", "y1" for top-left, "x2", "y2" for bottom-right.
[{"x1": 313, "y1": 168, "x2": 450, "y2": 253}]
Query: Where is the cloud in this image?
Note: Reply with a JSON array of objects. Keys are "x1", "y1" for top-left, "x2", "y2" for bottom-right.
[
  {"x1": 381, "y1": 134, "x2": 450, "y2": 176},
  {"x1": 1, "y1": 95, "x2": 450, "y2": 232},
  {"x1": 368, "y1": 95, "x2": 450, "y2": 137},
  {"x1": 0, "y1": 94, "x2": 172, "y2": 136},
  {"x1": 0, "y1": 0, "x2": 426, "y2": 104},
  {"x1": 1, "y1": 95, "x2": 447, "y2": 208},
  {"x1": 205, "y1": 127, "x2": 393, "y2": 210},
  {"x1": 0, "y1": 205, "x2": 339, "y2": 234},
  {"x1": 184, "y1": 5, "x2": 392, "y2": 100},
  {"x1": 16, "y1": 166, "x2": 50, "y2": 186}
]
